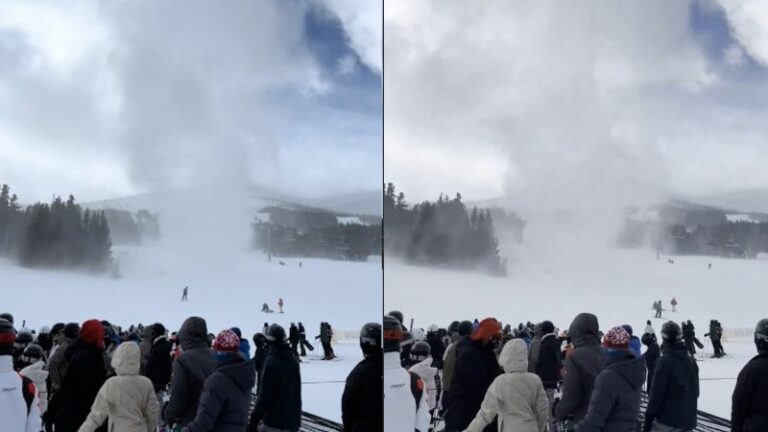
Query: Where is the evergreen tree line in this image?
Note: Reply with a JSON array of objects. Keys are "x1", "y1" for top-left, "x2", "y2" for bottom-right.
[
  {"x1": 384, "y1": 182, "x2": 506, "y2": 275},
  {"x1": 0, "y1": 183, "x2": 113, "y2": 271}
]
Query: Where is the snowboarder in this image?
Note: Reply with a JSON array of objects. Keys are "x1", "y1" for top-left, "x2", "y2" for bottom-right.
[
  {"x1": 705, "y1": 319, "x2": 725, "y2": 358},
  {"x1": 671, "y1": 297, "x2": 678, "y2": 313},
  {"x1": 682, "y1": 320, "x2": 703, "y2": 358},
  {"x1": 278, "y1": 298, "x2": 284, "y2": 314},
  {"x1": 653, "y1": 300, "x2": 663, "y2": 319},
  {"x1": 181, "y1": 286, "x2": 188, "y2": 302},
  {"x1": 299, "y1": 261, "x2": 303, "y2": 269},
  {"x1": 731, "y1": 318, "x2": 768, "y2": 431}
]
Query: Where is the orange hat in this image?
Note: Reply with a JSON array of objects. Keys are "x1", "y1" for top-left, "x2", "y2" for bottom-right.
[{"x1": 471, "y1": 318, "x2": 502, "y2": 345}]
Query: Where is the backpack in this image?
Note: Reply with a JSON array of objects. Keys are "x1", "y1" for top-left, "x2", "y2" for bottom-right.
[{"x1": 408, "y1": 371, "x2": 424, "y2": 409}]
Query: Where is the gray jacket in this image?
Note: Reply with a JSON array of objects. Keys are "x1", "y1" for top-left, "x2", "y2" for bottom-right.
[
  {"x1": 556, "y1": 313, "x2": 606, "y2": 422},
  {"x1": 163, "y1": 317, "x2": 216, "y2": 427}
]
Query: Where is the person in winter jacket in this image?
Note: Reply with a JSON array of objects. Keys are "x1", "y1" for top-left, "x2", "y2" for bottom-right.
[
  {"x1": 705, "y1": 319, "x2": 725, "y2": 358},
  {"x1": 19, "y1": 344, "x2": 49, "y2": 415},
  {"x1": 444, "y1": 317, "x2": 503, "y2": 432},
  {"x1": 163, "y1": 317, "x2": 216, "y2": 428},
  {"x1": 230, "y1": 327, "x2": 251, "y2": 360},
  {"x1": 575, "y1": 326, "x2": 645, "y2": 432},
  {"x1": 408, "y1": 341, "x2": 439, "y2": 413},
  {"x1": 342, "y1": 322, "x2": 383, "y2": 432},
  {"x1": 466, "y1": 338, "x2": 549, "y2": 432},
  {"x1": 534, "y1": 320, "x2": 561, "y2": 421},
  {"x1": 48, "y1": 322, "x2": 80, "y2": 399},
  {"x1": 144, "y1": 323, "x2": 172, "y2": 394},
  {"x1": 643, "y1": 321, "x2": 699, "y2": 432},
  {"x1": 682, "y1": 320, "x2": 698, "y2": 357},
  {"x1": 621, "y1": 324, "x2": 642, "y2": 358},
  {"x1": 289, "y1": 323, "x2": 301, "y2": 359},
  {"x1": 12, "y1": 330, "x2": 34, "y2": 369},
  {"x1": 427, "y1": 324, "x2": 446, "y2": 370},
  {"x1": 252, "y1": 333, "x2": 268, "y2": 388},
  {"x1": 49, "y1": 319, "x2": 107, "y2": 432},
  {"x1": 640, "y1": 332, "x2": 660, "y2": 394},
  {"x1": 0, "y1": 318, "x2": 43, "y2": 432},
  {"x1": 78, "y1": 341, "x2": 159, "y2": 432},
  {"x1": 139, "y1": 325, "x2": 153, "y2": 375},
  {"x1": 731, "y1": 318, "x2": 768, "y2": 432},
  {"x1": 184, "y1": 329, "x2": 255, "y2": 432},
  {"x1": 383, "y1": 315, "x2": 430, "y2": 432},
  {"x1": 298, "y1": 322, "x2": 313, "y2": 356},
  {"x1": 37, "y1": 326, "x2": 53, "y2": 355},
  {"x1": 248, "y1": 324, "x2": 302, "y2": 432},
  {"x1": 442, "y1": 320, "x2": 473, "y2": 411},
  {"x1": 555, "y1": 313, "x2": 606, "y2": 425},
  {"x1": 528, "y1": 322, "x2": 544, "y2": 374}
]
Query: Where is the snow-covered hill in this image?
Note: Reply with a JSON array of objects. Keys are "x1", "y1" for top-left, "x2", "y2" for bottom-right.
[{"x1": 1, "y1": 245, "x2": 381, "y2": 421}]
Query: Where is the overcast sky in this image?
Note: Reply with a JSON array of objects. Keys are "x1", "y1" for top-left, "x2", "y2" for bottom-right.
[
  {"x1": 385, "y1": 0, "x2": 768, "y2": 211},
  {"x1": 0, "y1": 0, "x2": 381, "y2": 203}
]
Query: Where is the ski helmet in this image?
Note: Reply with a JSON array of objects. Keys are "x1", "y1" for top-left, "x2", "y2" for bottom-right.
[
  {"x1": 755, "y1": 318, "x2": 768, "y2": 353},
  {"x1": 661, "y1": 321, "x2": 683, "y2": 342},
  {"x1": 266, "y1": 324, "x2": 286, "y2": 343},
  {"x1": 252, "y1": 333, "x2": 267, "y2": 348},
  {"x1": 21, "y1": 343, "x2": 44, "y2": 363},
  {"x1": 448, "y1": 321, "x2": 460, "y2": 335},
  {"x1": 0, "y1": 319, "x2": 15, "y2": 356},
  {"x1": 457, "y1": 320, "x2": 474, "y2": 337},
  {"x1": 15, "y1": 330, "x2": 33, "y2": 345},
  {"x1": 411, "y1": 328, "x2": 426, "y2": 342},
  {"x1": 0, "y1": 313, "x2": 13, "y2": 324},
  {"x1": 359, "y1": 322, "x2": 382, "y2": 356},
  {"x1": 410, "y1": 341, "x2": 431, "y2": 361},
  {"x1": 388, "y1": 311, "x2": 404, "y2": 326},
  {"x1": 383, "y1": 315, "x2": 403, "y2": 353}
]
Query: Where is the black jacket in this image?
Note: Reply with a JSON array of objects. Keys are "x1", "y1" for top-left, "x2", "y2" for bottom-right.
[
  {"x1": 644, "y1": 342, "x2": 699, "y2": 431},
  {"x1": 164, "y1": 317, "x2": 216, "y2": 426},
  {"x1": 253, "y1": 346, "x2": 268, "y2": 382},
  {"x1": 184, "y1": 354, "x2": 256, "y2": 432},
  {"x1": 50, "y1": 340, "x2": 107, "y2": 432},
  {"x1": 342, "y1": 351, "x2": 383, "y2": 432},
  {"x1": 427, "y1": 332, "x2": 446, "y2": 370},
  {"x1": 536, "y1": 333, "x2": 562, "y2": 389},
  {"x1": 556, "y1": 313, "x2": 606, "y2": 422},
  {"x1": 146, "y1": 336, "x2": 173, "y2": 391},
  {"x1": 249, "y1": 343, "x2": 302, "y2": 431},
  {"x1": 444, "y1": 338, "x2": 502, "y2": 432},
  {"x1": 289, "y1": 325, "x2": 300, "y2": 345},
  {"x1": 576, "y1": 352, "x2": 645, "y2": 432},
  {"x1": 641, "y1": 341, "x2": 660, "y2": 393},
  {"x1": 732, "y1": 352, "x2": 768, "y2": 432}
]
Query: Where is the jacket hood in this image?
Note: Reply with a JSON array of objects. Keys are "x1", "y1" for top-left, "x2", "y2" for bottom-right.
[
  {"x1": 499, "y1": 338, "x2": 528, "y2": 373},
  {"x1": 112, "y1": 341, "x2": 140, "y2": 376},
  {"x1": 607, "y1": 355, "x2": 646, "y2": 389},
  {"x1": 569, "y1": 313, "x2": 601, "y2": 348},
  {"x1": 20, "y1": 360, "x2": 48, "y2": 382},
  {"x1": 409, "y1": 357, "x2": 437, "y2": 380},
  {"x1": 179, "y1": 316, "x2": 209, "y2": 351},
  {"x1": 218, "y1": 357, "x2": 256, "y2": 392},
  {"x1": 661, "y1": 341, "x2": 689, "y2": 358}
]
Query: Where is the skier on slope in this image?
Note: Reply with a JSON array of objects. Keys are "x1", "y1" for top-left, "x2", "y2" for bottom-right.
[
  {"x1": 383, "y1": 315, "x2": 430, "y2": 432},
  {"x1": 0, "y1": 318, "x2": 43, "y2": 432},
  {"x1": 181, "y1": 286, "x2": 188, "y2": 302},
  {"x1": 342, "y1": 322, "x2": 383, "y2": 431},
  {"x1": 705, "y1": 319, "x2": 725, "y2": 358},
  {"x1": 731, "y1": 318, "x2": 768, "y2": 432},
  {"x1": 298, "y1": 322, "x2": 313, "y2": 356},
  {"x1": 278, "y1": 298, "x2": 284, "y2": 314},
  {"x1": 671, "y1": 297, "x2": 678, "y2": 313}
]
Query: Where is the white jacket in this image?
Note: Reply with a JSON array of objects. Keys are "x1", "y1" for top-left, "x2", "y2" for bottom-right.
[
  {"x1": 408, "y1": 357, "x2": 438, "y2": 411},
  {"x1": 0, "y1": 355, "x2": 42, "y2": 432},
  {"x1": 385, "y1": 352, "x2": 430, "y2": 432},
  {"x1": 465, "y1": 339, "x2": 549, "y2": 432},
  {"x1": 20, "y1": 360, "x2": 48, "y2": 414},
  {"x1": 78, "y1": 342, "x2": 159, "y2": 432}
]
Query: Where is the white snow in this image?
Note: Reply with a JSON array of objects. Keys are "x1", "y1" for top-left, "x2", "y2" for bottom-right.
[
  {"x1": 337, "y1": 216, "x2": 367, "y2": 225},
  {"x1": 385, "y1": 247, "x2": 768, "y2": 419},
  {"x1": 0, "y1": 246, "x2": 381, "y2": 421},
  {"x1": 725, "y1": 214, "x2": 754, "y2": 223}
]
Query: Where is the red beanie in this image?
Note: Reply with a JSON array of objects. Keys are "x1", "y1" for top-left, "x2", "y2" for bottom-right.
[
  {"x1": 602, "y1": 326, "x2": 630, "y2": 350},
  {"x1": 213, "y1": 329, "x2": 240, "y2": 353},
  {"x1": 80, "y1": 319, "x2": 105, "y2": 350},
  {"x1": 471, "y1": 318, "x2": 502, "y2": 345}
]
